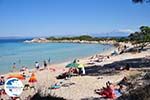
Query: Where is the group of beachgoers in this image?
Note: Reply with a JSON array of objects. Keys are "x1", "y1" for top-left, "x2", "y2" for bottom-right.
[
  {"x1": 0, "y1": 58, "x2": 86, "y2": 99},
  {"x1": 11, "y1": 57, "x2": 51, "y2": 72},
  {"x1": 0, "y1": 48, "x2": 133, "y2": 100},
  {"x1": 49, "y1": 58, "x2": 131, "y2": 99},
  {"x1": 56, "y1": 59, "x2": 86, "y2": 80},
  {"x1": 0, "y1": 58, "x2": 52, "y2": 99},
  {"x1": 89, "y1": 54, "x2": 110, "y2": 64}
]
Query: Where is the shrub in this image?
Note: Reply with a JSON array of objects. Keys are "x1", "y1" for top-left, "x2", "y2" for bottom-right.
[{"x1": 30, "y1": 92, "x2": 66, "y2": 100}]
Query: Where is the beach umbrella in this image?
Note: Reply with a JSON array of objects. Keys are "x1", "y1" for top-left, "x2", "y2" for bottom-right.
[
  {"x1": 7, "y1": 74, "x2": 25, "y2": 80},
  {"x1": 28, "y1": 73, "x2": 37, "y2": 83},
  {"x1": 66, "y1": 62, "x2": 79, "y2": 68},
  {"x1": 77, "y1": 64, "x2": 84, "y2": 68}
]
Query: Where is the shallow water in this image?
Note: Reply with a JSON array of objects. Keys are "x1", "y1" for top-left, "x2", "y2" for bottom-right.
[{"x1": 0, "y1": 39, "x2": 114, "y2": 74}]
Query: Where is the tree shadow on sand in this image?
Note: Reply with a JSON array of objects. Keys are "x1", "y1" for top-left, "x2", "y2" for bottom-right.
[{"x1": 85, "y1": 57, "x2": 150, "y2": 76}]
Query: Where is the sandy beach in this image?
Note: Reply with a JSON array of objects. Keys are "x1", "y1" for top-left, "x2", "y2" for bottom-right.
[
  {"x1": 0, "y1": 44, "x2": 150, "y2": 100},
  {"x1": 0, "y1": 0, "x2": 150, "y2": 99}
]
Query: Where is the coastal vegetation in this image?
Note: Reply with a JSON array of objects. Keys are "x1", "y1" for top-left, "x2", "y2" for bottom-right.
[
  {"x1": 47, "y1": 35, "x2": 94, "y2": 41},
  {"x1": 26, "y1": 26, "x2": 150, "y2": 52},
  {"x1": 118, "y1": 84, "x2": 150, "y2": 100},
  {"x1": 46, "y1": 26, "x2": 150, "y2": 44}
]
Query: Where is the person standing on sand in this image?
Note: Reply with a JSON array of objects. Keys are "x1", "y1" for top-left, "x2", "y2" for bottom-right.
[
  {"x1": 12, "y1": 62, "x2": 16, "y2": 72},
  {"x1": 43, "y1": 60, "x2": 47, "y2": 69},
  {"x1": 76, "y1": 60, "x2": 86, "y2": 75},
  {"x1": 35, "y1": 61, "x2": 40, "y2": 70},
  {"x1": 48, "y1": 57, "x2": 51, "y2": 64}
]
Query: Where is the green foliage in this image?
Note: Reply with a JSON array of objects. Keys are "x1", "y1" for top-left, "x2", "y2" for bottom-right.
[
  {"x1": 47, "y1": 36, "x2": 57, "y2": 40},
  {"x1": 46, "y1": 35, "x2": 130, "y2": 43},
  {"x1": 117, "y1": 84, "x2": 150, "y2": 100},
  {"x1": 129, "y1": 26, "x2": 150, "y2": 44},
  {"x1": 132, "y1": 0, "x2": 150, "y2": 3},
  {"x1": 132, "y1": 0, "x2": 144, "y2": 3},
  {"x1": 76, "y1": 35, "x2": 93, "y2": 41},
  {"x1": 116, "y1": 37, "x2": 129, "y2": 42},
  {"x1": 47, "y1": 35, "x2": 93, "y2": 41}
]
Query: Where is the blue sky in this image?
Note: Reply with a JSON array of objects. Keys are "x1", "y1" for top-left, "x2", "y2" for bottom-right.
[{"x1": 0, "y1": 0, "x2": 150, "y2": 37}]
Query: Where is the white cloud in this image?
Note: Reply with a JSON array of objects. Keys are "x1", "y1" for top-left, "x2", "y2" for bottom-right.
[{"x1": 118, "y1": 29, "x2": 135, "y2": 33}]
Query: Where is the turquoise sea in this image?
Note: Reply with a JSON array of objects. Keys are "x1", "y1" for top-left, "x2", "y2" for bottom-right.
[{"x1": 0, "y1": 39, "x2": 114, "y2": 74}]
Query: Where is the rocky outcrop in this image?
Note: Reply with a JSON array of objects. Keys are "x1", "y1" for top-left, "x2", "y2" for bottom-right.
[{"x1": 24, "y1": 38, "x2": 49, "y2": 43}]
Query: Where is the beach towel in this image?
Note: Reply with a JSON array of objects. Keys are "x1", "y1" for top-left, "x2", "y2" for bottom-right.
[
  {"x1": 99, "y1": 88, "x2": 116, "y2": 99},
  {"x1": 114, "y1": 89, "x2": 122, "y2": 97},
  {"x1": 51, "y1": 84, "x2": 61, "y2": 89}
]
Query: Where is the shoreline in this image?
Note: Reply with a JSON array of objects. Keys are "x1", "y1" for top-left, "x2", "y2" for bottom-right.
[{"x1": 0, "y1": 45, "x2": 116, "y2": 76}]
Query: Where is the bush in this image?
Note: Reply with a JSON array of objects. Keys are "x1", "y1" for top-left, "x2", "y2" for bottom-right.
[
  {"x1": 117, "y1": 84, "x2": 150, "y2": 100},
  {"x1": 31, "y1": 92, "x2": 66, "y2": 100}
]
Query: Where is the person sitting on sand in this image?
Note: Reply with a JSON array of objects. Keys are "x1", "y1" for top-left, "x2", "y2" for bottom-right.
[
  {"x1": 95, "y1": 81, "x2": 123, "y2": 99},
  {"x1": 56, "y1": 68, "x2": 78, "y2": 79},
  {"x1": 95, "y1": 81, "x2": 116, "y2": 99},
  {"x1": 68, "y1": 68, "x2": 78, "y2": 75},
  {"x1": 56, "y1": 72, "x2": 70, "y2": 79}
]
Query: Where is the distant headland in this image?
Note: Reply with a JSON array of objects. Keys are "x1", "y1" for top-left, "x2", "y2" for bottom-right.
[{"x1": 24, "y1": 35, "x2": 121, "y2": 45}]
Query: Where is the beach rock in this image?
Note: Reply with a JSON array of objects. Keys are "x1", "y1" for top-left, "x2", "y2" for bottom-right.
[{"x1": 24, "y1": 38, "x2": 49, "y2": 43}]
